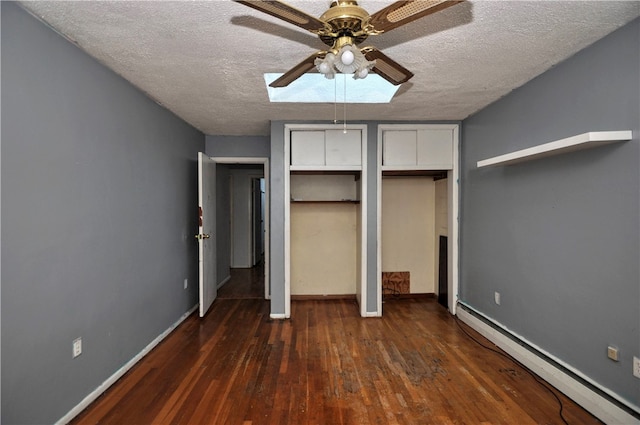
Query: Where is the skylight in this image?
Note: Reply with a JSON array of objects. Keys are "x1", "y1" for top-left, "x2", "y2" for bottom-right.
[{"x1": 264, "y1": 73, "x2": 400, "y2": 103}]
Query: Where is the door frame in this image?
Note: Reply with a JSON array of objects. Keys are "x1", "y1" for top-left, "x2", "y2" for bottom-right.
[
  {"x1": 213, "y1": 157, "x2": 270, "y2": 300},
  {"x1": 283, "y1": 124, "x2": 369, "y2": 318},
  {"x1": 376, "y1": 124, "x2": 460, "y2": 316}
]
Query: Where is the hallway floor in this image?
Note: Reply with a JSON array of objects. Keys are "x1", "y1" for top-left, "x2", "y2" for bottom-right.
[{"x1": 217, "y1": 265, "x2": 265, "y2": 299}]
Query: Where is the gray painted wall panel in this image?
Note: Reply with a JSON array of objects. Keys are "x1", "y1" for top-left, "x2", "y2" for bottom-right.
[
  {"x1": 461, "y1": 18, "x2": 639, "y2": 407},
  {"x1": 270, "y1": 122, "x2": 287, "y2": 314},
  {"x1": 216, "y1": 164, "x2": 232, "y2": 284},
  {"x1": 230, "y1": 167, "x2": 264, "y2": 268},
  {"x1": 1, "y1": 3, "x2": 204, "y2": 423},
  {"x1": 206, "y1": 135, "x2": 270, "y2": 158},
  {"x1": 365, "y1": 124, "x2": 379, "y2": 312}
]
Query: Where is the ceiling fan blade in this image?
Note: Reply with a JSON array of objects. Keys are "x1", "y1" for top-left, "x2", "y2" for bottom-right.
[
  {"x1": 362, "y1": 47, "x2": 413, "y2": 85},
  {"x1": 368, "y1": 0, "x2": 463, "y2": 33},
  {"x1": 269, "y1": 52, "x2": 322, "y2": 88},
  {"x1": 234, "y1": 1, "x2": 330, "y2": 34}
]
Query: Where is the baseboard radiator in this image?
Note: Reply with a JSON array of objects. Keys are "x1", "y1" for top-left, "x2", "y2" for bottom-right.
[{"x1": 456, "y1": 301, "x2": 640, "y2": 425}]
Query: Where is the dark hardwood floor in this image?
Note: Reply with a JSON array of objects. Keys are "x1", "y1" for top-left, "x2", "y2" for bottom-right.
[
  {"x1": 71, "y1": 269, "x2": 600, "y2": 425},
  {"x1": 217, "y1": 266, "x2": 265, "y2": 300}
]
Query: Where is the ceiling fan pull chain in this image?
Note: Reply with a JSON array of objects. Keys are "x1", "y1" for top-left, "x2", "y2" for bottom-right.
[
  {"x1": 334, "y1": 77, "x2": 338, "y2": 124},
  {"x1": 343, "y1": 74, "x2": 347, "y2": 133}
]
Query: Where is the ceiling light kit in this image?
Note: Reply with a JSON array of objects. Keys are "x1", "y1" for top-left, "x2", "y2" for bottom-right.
[{"x1": 235, "y1": 0, "x2": 463, "y2": 87}]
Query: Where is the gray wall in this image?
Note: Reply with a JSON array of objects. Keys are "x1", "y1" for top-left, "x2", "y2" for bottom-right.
[
  {"x1": 460, "y1": 18, "x2": 639, "y2": 408},
  {"x1": 270, "y1": 122, "x2": 287, "y2": 315},
  {"x1": 206, "y1": 135, "x2": 270, "y2": 158},
  {"x1": 230, "y1": 167, "x2": 264, "y2": 268},
  {"x1": 216, "y1": 164, "x2": 232, "y2": 284},
  {"x1": 1, "y1": 3, "x2": 205, "y2": 424}
]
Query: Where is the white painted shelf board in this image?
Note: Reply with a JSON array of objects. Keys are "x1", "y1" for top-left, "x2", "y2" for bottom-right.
[
  {"x1": 477, "y1": 131, "x2": 632, "y2": 168},
  {"x1": 381, "y1": 164, "x2": 453, "y2": 171},
  {"x1": 289, "y1": 165, "x2": 362, "y2": 171}
]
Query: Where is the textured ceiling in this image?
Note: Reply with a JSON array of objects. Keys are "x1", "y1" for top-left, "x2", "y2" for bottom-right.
[{"x1": 19, "y1": 1, "x2": 640, "y2": 136}]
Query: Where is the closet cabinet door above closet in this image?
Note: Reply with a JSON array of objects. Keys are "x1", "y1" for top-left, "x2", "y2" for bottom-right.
[
  {"x1": 291, "y1": 131, "x2": 325, "y2": 166},
  {"x1": 383, "y1": 128, "x2": 454, "y2": 169},
  {"x1": 325, "y1": 129, "x2": 361, "y2": 166},
  {"x1": 291, "y1": 129, "x2": 362, "y2": 169}
]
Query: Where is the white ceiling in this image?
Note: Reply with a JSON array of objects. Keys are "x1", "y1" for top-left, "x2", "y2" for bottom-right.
[{"x1": 19, "y1": 1, "x2": 640, "y2": 136}]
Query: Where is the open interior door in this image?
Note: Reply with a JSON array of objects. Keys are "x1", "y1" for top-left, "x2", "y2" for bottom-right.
[{"x1": 197, "y1": 152, "x2": 217, "y2": 317}]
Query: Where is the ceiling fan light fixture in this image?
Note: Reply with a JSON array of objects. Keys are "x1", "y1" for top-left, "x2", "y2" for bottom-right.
[
  {"x1": 314, "y1": 52, "x2": 337, "y2": 79},
  {"x1": 334, "y1": 44, "x2": 367, "y2": 74},
  {"x1": 353, "y1": 60, "x2": 376, "y2": 80},
  {"x1": 340, "y1": 47, "x2": 355, "y2": 65}
]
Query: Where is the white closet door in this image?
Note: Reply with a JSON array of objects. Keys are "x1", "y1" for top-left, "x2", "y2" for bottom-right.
[
  {"x1": 197, "y1": 152, "x2": 217, "y2": 317},
  {"x1": 325, "y1": 129, "x2": 362, "y2": 166},
  {"x1": 383, "y1": 130, "x2": 417, "y2": 166},
  {"x1": 291, "y1": 130, "x2": 325, "y2": 166},
  {"x1": 417, "y1": 129, "x2": 453, "y2": 168}
]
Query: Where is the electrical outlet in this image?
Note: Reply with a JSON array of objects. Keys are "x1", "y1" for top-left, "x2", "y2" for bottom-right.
[
  {"x1": 184, "y1": 278, "x2": 188, "y2": 289},
  {"x1": 494, "y1": 292, "x2": 501, "y2": 305},
  {"x1": 607, "y1": 346, "x2": 619, "y2": 361},
  {"x1": 633, "y1": 356, "x2": 640, "y2": 379},
  {"x1": 72, "y1": 337, "x2": 82, "y2": 358}
]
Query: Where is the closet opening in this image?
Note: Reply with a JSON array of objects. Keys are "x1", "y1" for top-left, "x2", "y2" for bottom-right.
[
  {"x1": 381, "y1": 171, "x2": 449, "y2": 303},
  {"x1": 284, "y1": 124, "x2": 369, "y2": 318},
  {"x1": 290, "y1": 171, "x2": 362, "y2": 300}
]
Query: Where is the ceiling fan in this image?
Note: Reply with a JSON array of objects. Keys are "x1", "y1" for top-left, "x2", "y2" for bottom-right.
[{"x1": 234, "y1": 0, "x2": 463, "y2": 87}]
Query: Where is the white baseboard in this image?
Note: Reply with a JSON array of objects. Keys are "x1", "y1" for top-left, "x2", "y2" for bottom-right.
[
  {"x1": 270, "y1": 313, "x2": 286, "y2": 320},
  {"x1": 364, "y1": 311, "x2": 381, "y2": 317},
  {"x1": 456, "y1": 304, "x2": 639, "y2": 425},
  {"x1": 217, "y1": 274, "x2": 231, "y2": 289},
  {"x1": 56, "y1": 304, "x2": 198, "y2": 425}
]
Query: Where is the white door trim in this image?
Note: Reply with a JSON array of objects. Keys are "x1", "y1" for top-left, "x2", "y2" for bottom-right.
[
  {"x1": 283, "y1": 124, "x2": 368, "y2": 318},
  {"x1": 376, "y1": 124, "x2": 460, "y2": 316}
]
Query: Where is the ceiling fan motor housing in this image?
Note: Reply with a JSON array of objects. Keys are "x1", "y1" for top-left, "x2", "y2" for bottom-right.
[{"x1": 319, "y1": 0, "x2": 370, "y2": 46}]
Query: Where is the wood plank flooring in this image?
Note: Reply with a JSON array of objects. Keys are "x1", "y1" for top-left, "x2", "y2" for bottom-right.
[
  {"x1": 217, "y1": 267, "x2": 265, "y2": 299},
  {"x1": 71, "y1": 278, "x2": 600, "y2": 424}
]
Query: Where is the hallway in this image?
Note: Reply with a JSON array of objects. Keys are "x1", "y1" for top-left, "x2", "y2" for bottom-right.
[{"x1": 217, "y1": 265, "x2": 265, "y2": 300}]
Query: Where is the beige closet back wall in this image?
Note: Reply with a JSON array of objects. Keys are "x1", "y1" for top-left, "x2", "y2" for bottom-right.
[
  {"x1": 382, "y1": 177, "x2": 436, "y2": 294},
  {"x1": 290, "y1": 203, "x2": 357, "y2": 295}
]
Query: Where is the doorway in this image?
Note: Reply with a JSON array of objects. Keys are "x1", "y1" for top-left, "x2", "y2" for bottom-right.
[{"x1": 213, "y1": 157, "x2": 270, "y2": 300}]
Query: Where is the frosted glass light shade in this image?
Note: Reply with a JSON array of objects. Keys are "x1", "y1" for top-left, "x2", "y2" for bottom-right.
[
  {"x1": 314, "y1": 53, "x2": 336, "y2": 80},
  {"x1": 341, "y1": 49, "x2": 355, "y2": 65},
  {"x1": 335, "y1": 45, "x2": 362, "y2": 74}
]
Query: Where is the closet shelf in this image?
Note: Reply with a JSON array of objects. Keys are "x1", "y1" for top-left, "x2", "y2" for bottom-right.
[
  {"x1": 291, "y1": 199, "x2": 360, "y2": 204},
  {"x1": 290, "y1": 165, "x2": 361, "y2": 172},
  {"x1": 477, "y1": 131, "x2": 632, "y2": 168}
]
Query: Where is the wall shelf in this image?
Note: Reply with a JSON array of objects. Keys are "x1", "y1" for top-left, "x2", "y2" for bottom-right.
[{"x1": 477, "y1": 131, "x2": 632, "y2": 168}]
